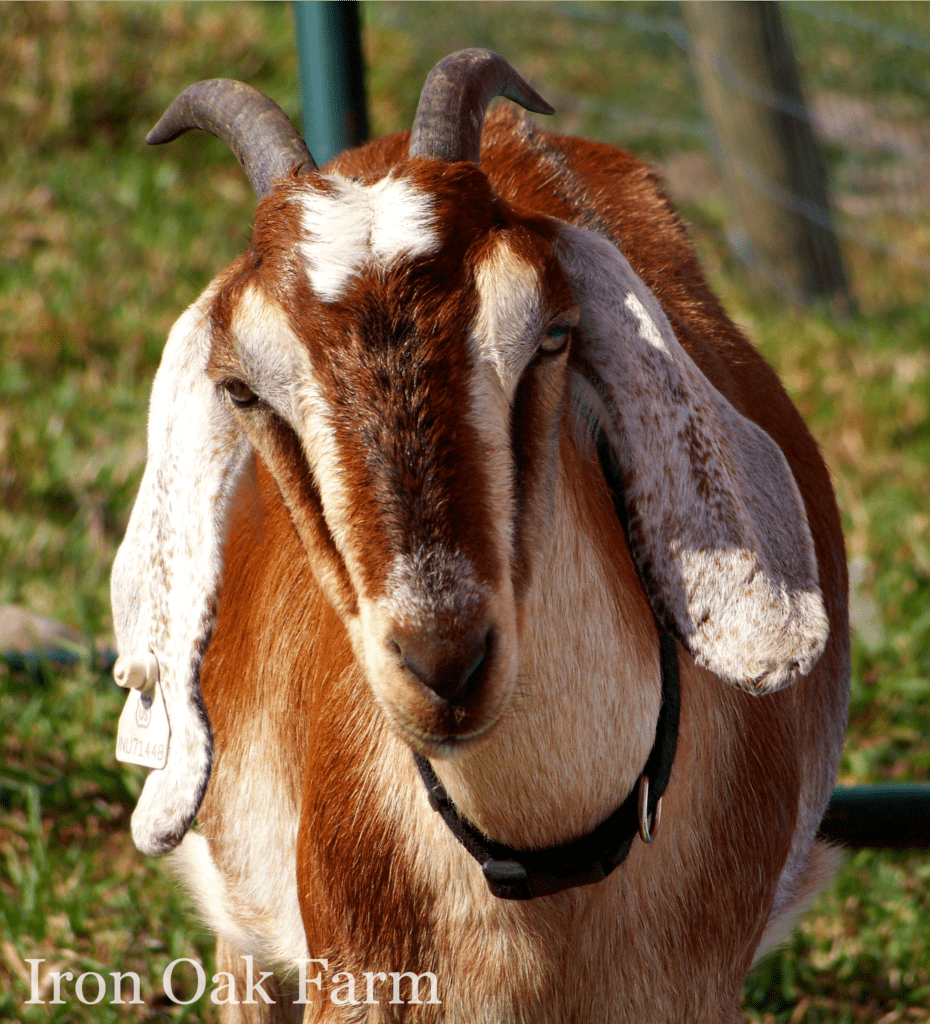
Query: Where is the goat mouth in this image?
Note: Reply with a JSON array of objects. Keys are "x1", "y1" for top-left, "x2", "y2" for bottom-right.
[{"x1": 385, "y1": 697, "x2": 504, "y2": 757}]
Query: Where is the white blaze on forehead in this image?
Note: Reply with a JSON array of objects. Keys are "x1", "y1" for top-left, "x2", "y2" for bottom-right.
[
  {"x1": 298, "y1": 174, "x2": 440, "y2": 303},
  {"x1": 472, "y1": 241, "x2": 545, "y2": 392}
]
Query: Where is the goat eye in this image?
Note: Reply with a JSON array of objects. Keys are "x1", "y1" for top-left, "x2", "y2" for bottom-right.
[
  {"x1": 223, "y1": 379, "x2": 259, "y2": 408},
  {"x1": 540, "y1": 325, "x2": 571, "y2": 354}
]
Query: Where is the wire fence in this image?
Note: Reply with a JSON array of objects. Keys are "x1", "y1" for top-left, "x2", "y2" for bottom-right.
[
  {"x1": 561, "y1": 2, "x2": 930, "y2": 299},
  {"x1": 372, "y1": 1, "x2": 930, "y2": 307}
]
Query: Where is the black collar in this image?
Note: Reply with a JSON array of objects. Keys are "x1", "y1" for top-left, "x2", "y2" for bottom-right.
[
  {"x1": 413, "y1": 426, "x2": 681, "y2": 900},
  {"x1": 413, "y1": 629, "x2": 679, "y2": 900}
]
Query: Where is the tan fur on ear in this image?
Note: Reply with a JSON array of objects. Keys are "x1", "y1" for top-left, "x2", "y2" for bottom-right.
[
  {"x1": 111, "y1": 292, "x2": 251, "y2": 854},
  {"x1": 558, "y1": 223, "x2": 829, "y2": 693}
]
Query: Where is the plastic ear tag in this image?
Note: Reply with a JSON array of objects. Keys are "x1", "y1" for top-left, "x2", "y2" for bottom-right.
[{"x1": 114, "y1": 654, "x2": 170, "y2": 770}]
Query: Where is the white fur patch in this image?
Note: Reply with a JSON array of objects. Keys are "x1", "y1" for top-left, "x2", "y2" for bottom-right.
[
  {"x1": 472, "y1": 242, "x2": 545, "y2": 391},
  {"x1": 170, "y1": 828, "x2": 309, "y2": 974},
  {"x1": 466, "y1": 239, "x2": 543, "y2": 577},
  {"x1": 227, "y1": 285, "x2": 309, "y2": 422},
  {"x1": 298, "y1": 174, "x2": 440, "y2": 302},
  {"x1": 381, "y1": 549, "x2": 487, "y2": 627}
]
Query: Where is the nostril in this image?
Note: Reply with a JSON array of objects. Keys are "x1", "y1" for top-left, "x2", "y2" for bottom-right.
[
  {"x1": 389, "y1": 626, "x2": 493, "y2": 705},
  {"x1": 463, "y1": 643, "x2": 487, "y2": 689}
]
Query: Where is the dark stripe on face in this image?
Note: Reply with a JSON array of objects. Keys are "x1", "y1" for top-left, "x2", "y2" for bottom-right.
[
  {"x1": 305, "y1": 263, "x2": 501, "y2": 601},
  {"x1": 274, "y1": 165, "x2": 515, "y2": 604}
]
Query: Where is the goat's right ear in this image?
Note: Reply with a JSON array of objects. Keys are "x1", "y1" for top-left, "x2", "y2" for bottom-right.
[
  {"x1": 111, "y1": 293, "x2": 250, "y2": 855},
  {"x1": 556, "y1": 223, "x2": 829, "y2": 694}
]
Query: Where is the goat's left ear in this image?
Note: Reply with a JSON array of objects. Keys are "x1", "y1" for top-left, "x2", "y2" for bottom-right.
[
  {"x1": 556, "y1": 223, "x2": 828, "y2": 693},
  {"x1": 111, "y1": 291, "x2": 250, "y2": 854}
]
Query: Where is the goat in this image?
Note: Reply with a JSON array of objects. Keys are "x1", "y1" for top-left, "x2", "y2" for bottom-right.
[{"x1": 111, "y1": 50, "x2": 849, "y2": 1023}]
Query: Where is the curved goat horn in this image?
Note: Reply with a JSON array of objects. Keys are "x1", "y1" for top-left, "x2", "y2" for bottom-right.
[
  {"x1": 409, "y1": 49, "x2": 554, "y2": 164},
  {"x1": 147, "y1": 78, "x2": 317, "y2": 198}
]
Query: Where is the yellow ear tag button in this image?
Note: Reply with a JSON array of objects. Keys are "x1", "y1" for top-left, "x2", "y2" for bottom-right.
[{"x1": 114, "y1": 654, "x2": 170, "y2": 769}]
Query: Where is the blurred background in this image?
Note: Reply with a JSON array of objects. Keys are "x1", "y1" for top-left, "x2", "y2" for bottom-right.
[{"x1": 1, "y1": 3, "x2": 928, "y2": 1020}]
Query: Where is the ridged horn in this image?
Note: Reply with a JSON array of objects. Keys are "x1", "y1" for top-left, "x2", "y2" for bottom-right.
[
  {"x1": 147, "y1": 78, "x2": 317, "y2": 198},
  {"x1": 409, "y1": 49, "x2": 554, "y2": 164}
]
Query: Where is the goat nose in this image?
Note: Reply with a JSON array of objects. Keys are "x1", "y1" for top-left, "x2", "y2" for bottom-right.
[{"x1": 390, "y1": 627, "x2": 492, "y2": 705}]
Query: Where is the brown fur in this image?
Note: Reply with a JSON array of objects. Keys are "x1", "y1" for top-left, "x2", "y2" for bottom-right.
[{"x1": 179, "y1": 107, "x2": 849, "y2": 1022}]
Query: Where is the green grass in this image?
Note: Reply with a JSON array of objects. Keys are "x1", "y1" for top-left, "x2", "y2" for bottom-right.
[
  {"x1": 0, "y1": 662, "x2": 217, "y2": 1022},
  {"x1": 1, "y1": 2, "x2": 929, "y2": 1020}
]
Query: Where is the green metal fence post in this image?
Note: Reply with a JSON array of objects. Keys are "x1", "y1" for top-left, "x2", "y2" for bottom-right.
[
  {"x1": 819, "y1": 785, "x2": 930, "y2": 850},
  {"x1": 293, "y1": 1, "x2": 368, "y2": 165}
]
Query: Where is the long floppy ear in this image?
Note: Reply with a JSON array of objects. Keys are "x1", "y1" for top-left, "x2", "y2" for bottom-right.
[
  {"x1": 111, "y1": 291, "x2": 250, "y2": 855},
  {"x1": 557, "y1": 224, "x2": 828, "y2": 693}
]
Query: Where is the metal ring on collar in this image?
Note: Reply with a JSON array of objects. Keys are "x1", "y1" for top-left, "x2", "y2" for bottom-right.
[{"x1": 638, "y1": 775, "x2": 662, "y2": 844}]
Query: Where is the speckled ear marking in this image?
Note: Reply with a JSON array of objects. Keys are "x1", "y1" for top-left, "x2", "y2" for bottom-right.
[
  {"x1": 111, "y1": 292, "x2": 251, "y2": 854},
  {"x1": 559, "y1": 224, "x2": 828, "y2": 693}
]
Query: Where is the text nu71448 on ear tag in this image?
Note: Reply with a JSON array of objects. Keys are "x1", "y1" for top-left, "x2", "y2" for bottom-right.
[{"x1": 114, "y1": 653, "x2": 170, "y2": 769}]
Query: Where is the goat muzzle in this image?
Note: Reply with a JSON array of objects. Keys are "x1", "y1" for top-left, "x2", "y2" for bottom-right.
[{"x1": 388, "y1": 622, "x2": 494, "y2": 707}]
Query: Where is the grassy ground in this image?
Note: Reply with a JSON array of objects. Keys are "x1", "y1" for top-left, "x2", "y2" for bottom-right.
[{"x1": 1, "y1": 3, "x2": 928, "y2": 1020}]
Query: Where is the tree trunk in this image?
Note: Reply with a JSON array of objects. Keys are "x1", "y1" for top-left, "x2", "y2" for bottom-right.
[{"x1": 681, "y1": 1, "x2": 853, "y2": 311}]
